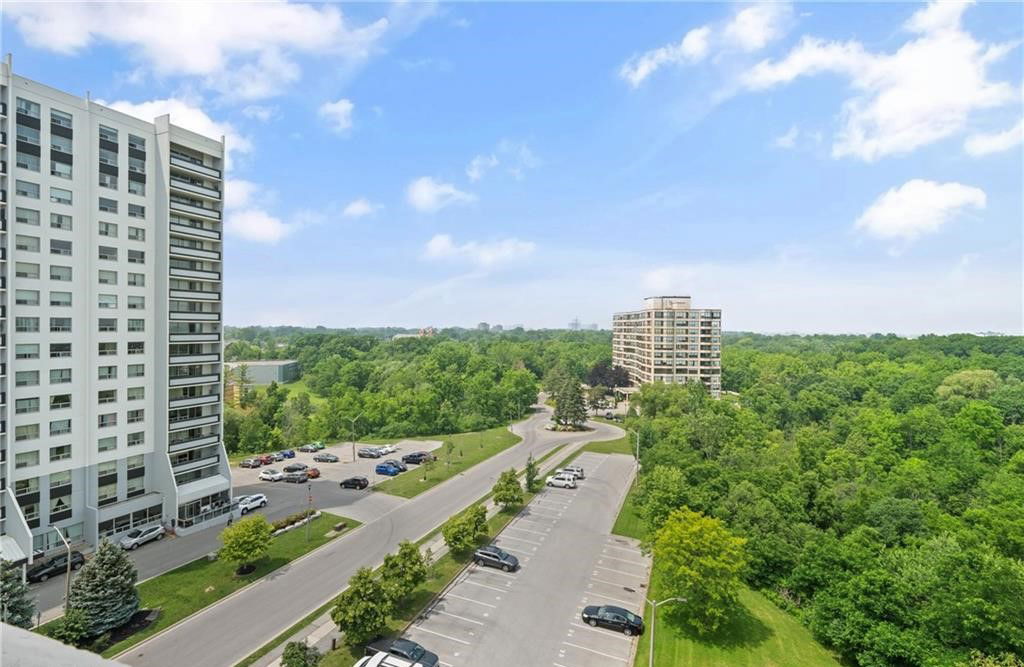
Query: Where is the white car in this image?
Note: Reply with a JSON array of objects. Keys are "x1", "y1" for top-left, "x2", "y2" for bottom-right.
[
  {"x1": 119, "y1": 524, "x2": 165, "y2": 550},
  {"x1": 259, "y1": 468, "x2": 284, "y2": 482},
  {"x1": 558, "y1": 465, "x2": 585, "y2": 480},
  {"x1": 546, "y1": 473, "x2": 577, "y2": 489},
  {"x1": 238, "y1": 494, "x2": 268, "y2": 514},
  {"x1": 377, "y1": 444, "x2": 398, "y2": 455}
]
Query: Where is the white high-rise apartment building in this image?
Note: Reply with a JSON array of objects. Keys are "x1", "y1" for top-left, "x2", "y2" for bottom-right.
[
  {"x1": 0, "y1": 58, "x2": 231, "y2": 566},
  {"x1": 612, "y1": 296, "x2": 722, "y2": 397}
]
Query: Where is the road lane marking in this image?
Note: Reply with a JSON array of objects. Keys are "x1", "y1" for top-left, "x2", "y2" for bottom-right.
[
  {"x1": 561, "y1": 642, "x2": 628, "y2": 662},
  {"x1": 430, "y1": 609, "x2": 485, "y2": 626},
  {"x1": 447, "y1": 593, "x2": 496, "y2": 608},
  {"x1": 410, "y1": 626, "x2": 471, "y2": 645},
  {"x1": 594, "y1": 565, "x2": 647, "y2": 579}
]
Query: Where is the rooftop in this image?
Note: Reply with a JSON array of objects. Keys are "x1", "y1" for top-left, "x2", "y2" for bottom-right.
[{"x1": 225, "y1": 359, "x2": 298, "y2": 367}]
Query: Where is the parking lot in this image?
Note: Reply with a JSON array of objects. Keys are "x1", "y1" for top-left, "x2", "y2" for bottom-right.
[{"x1": 400, "y1": 451, "x2": 647, "y2": 667}]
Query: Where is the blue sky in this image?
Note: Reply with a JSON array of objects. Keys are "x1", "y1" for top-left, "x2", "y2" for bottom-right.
[{"x1": 4, "y1": 1, "x2": 1022, "y2": 333}]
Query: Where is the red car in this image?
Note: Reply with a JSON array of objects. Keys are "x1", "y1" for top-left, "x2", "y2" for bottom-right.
[
  {"x1": 258, "y1": 454, "x2": 275, "y2": 465},
  {"x1": 306, "y1": 467, "x2": 321, "y2": 479}
]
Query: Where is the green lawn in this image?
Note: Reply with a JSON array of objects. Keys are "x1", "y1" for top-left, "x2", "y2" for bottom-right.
[
  {"x1": 97, "y1": 513, "x2": 358, "y2": 658},
  {"x1": 611, "y1": 486, "x2": 645, "y2": 540},
  {"x1": 370, "y1": 426, "x2": 521, "y2": 498}
]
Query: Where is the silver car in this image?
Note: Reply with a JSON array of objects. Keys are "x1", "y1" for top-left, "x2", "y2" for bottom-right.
[{"x1": 119, "y1": 524, "x2": 165, "y2": 550}]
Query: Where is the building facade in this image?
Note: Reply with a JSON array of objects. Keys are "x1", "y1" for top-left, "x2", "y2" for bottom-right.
[
  {"x1": 225, "y1": 359, "x2": 299, "y2": 385},
  {"x1": 0, "y1": 58, "x2": 231, "y2": 565},
  {"x1": 612, "y1": 296, "x2": 722, "y2": 398}
]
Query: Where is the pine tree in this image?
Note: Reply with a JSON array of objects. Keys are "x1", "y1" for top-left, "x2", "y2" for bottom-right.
[
  {"x1": 1, "y1": 558, "x2": 36, "y2": 628},
  {"x1": 68, "y1": 539, "x2": 139, "y2": 635}
]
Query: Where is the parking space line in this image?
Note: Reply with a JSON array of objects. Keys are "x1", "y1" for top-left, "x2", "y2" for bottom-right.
[
  {"x1": 440, "y1": 661, "x2": 454, "y2": 667},
  {"x1": 499, "y1": 534, "x2": 543, "y2": 546},
  {"x1": 460, "y1": 579, "x2": 507, "y2": 593},
  {"x1": 495, "y1": 545, "x2": 534, "y2": 556},
  {"x1": 447, "y1": 592, "x2": 496, "y2": 608},
  {"x1": 507, "y1": 525, "x2": 549, "y2": 536},
  {"x1": 514, "y1": 516, "x2": 556, "y2": 525},
  {"x1": 600, "y1": 554, "x2": 648, "y2": 567},
  {"x1": 553, "y1": 663, "x2": 571, "y2": 667},
  {"x1": 526, "y1": 509, "x2": 562, "y2": 518},
  {"x1": 604, "y1": 543, "x2": 643, "y2": 556},
  {"x1": 472, "y1": 567, "x2": 518, "y2": 580},
  {"x1": 410, "y1": 626, "x2": 471, "y2": 646},
  {"x1": 594, "y1": 565, "x2": 647, "y2": 579},
  {"x1": 590, "y1": 576, "x2": 637, "y2": 589},
  {"x1": 430, "y1": 609, "x2": 485, "y2": 626},
  {"x1": 562, "y1": 641, "x2": 628, "y2": 662},
  {"x1": 585, "y1": 592, "x2": 642, "y2": 608},
  {"x1": 569, "y1": 622, "x2": 634, "y2": 642}
]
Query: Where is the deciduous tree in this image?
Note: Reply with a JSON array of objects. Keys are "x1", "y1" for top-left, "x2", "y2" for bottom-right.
[
  {"x1": 331, "y1": 567, "x2": 393, "y2": 646},
  {"x1": 219, "y1": 514, "x2": 273, "y2": 574},
  {"x1": 492, "y1": 469, "x2": 524, "y2": 510}
]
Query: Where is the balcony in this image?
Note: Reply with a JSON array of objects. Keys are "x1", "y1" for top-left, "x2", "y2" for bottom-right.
[
  {"x1": 172, "y1": 454, "x2": 221, "y2": 474},
  {"x1": 170, "y1": 155, "x2": 222, "y2": 179},
  {"x1": 168, "y1": 413, "x2": 220, "y2": 431},
  {"x1": 169, "y1": 433, "x2": 221, "y2": 453},
  {"x1": 171, "y1": 222, "x2": 221, "y2": 240},
  {"x1": 169, "y1": 332, "x2": 221, "y2": 343},
  {"x1": 170, "y1": 199, "x2": 221, "y2": 220},
  {"x1": 169, "y1": 353, "x2": 221, "y2": 365},
  {"x1": 169, "y1": 288, "x2": 220, "y2": 301},
  {"x1": 170, "y1": 310, "x2": 221, "y2": 322},
  {"x1": 169, "y1": 373, "x2": 220, "y2": 388},
  {"x1": 169, "y1": 393, "x2": 220, "y2": 409},
  {"x1": 170, "y1": 177, "x2": 221, "y2": 200},
  {"x1": 169, "y1": 244, "x2": 221, "y2": 261},
  {"x1": 170, "y1": 267, "x2": 221, "y2": 281}
]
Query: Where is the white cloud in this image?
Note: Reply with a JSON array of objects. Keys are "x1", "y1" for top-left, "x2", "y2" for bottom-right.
[
  {"x1": 318, "y1": 98, "x2": 355, "y2": 133},
  {"x1": 964, "y1": 119, "x2": 1024, "y2": 156},
  {"x1": 225, "y1": 208, "x2": 292, "y2": 244},
  {"x1": 342, "y1": 198, "x2": 379, "y2": 218},
  {"x1": 854, "y1": 179, "x2": 986, "y2": 244},
  {"x1": 742, "y1": 1, "x2": 1017, "y2": 161},
  {"x1": 225, "y1": 179, "x2": 260, "y2": 211},
  {"x1": 423, "y1": 234, "x2": 536, "y2": 267},
  {"x1": 241, "y1": 105, "x2": 277, "y2": 122},
  {"x1": 466, "y1": 154, "x2": 499, "y2": 182},
  {"x1": 773, "y1": 125, "x2": 799, "y2": 149},
  {"x1": 407, "y1": 177, "x2": 476, "y2": 213},
  {"x1": 723, "y1": 3, "x2": 793, "y2": 52},
  {"x1": 466, "y1": 140, "x2": 541, "y2": 182},
  {"x1": 620, "y1": 26, "x2": 711, "y2": 87},
  {"x1": 5, "y1": 2, "x2": 390, "y2": 100}
]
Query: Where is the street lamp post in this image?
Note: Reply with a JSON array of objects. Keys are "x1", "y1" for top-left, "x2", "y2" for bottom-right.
[
  {"x1": 628, "y1": 429, "x2": 641, "y2": 466},
  {"x1": 305, "y1": 483, "x2": 313, "y2": 542},
  {"x1": 348, "y1": 412, "x2": 364, "y2": 463},
  {"x1": 53, "y1": 527, "x2": 72, "y2": 611},
  {"x1": 646, "y1": 597, "x2": 685, "y2": 667}
]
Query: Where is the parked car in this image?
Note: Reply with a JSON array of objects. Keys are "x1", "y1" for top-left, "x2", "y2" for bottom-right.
[
  {"x1": 258, "y1": 454, "x2": 276, "y2": 465},
  {"x1": 375, "y1": 462, "x2": 402, "y2": 476},
  {"x1": 297, "y1": 444, "x2": 318, "y2": 453},
  {"x1": 240, "y1": 458, "x2": 261, "y2": 468},
  {"x1": 358, "y1": 447, "x2": 383, "y2": 459},
  {"x1": 283, "y1": 471, "x2": 309, "y2": 483},
  {"x1": 238, "y1": 494, "x2": 268, "y2": 514},
  {"x1": 119, "y1": 524, "x2": 165, "y2": 550},
  {"x1": 271, "y1": 452, "x2": 284, "y2": 462},
  {"x1": 279, "y1": 449, "x2": 296, "y2": 459},
  {"x1": 563, "y1": 465, "x2": 585, "y2": 479},
  {"x1": 473, "y1": 545, "x2": 519, "y2": 572},
  {"x1": 258, "y1": 468, "x2": 284, "y2": 482},
  {"x1": 605, "y1": 411, "x2": 614, "y2": 419},
  {"x1": 283, "y1": 462, "x2": 309, "y2": 473},
  {"x1": 580, "y1": 605, "x2": 645, "y2": 636},
  {"x1": 306, "y1": 467, "x2": 321, "y2": 479},
  {"x1": 355, "y1": 652, "x2": 429, "y2": 667},
  {"x1": 546, "y1": 473, "x2": 577, "y2": 489},
  {"x1": 312, "y1": 441, "x2": 326, "y2": 450},
  {"x1": 313, "y1": 452, "x2": 339, "y2": 463},
  {"x1": 27, "y1": 551, "x2": 85, "y2": 583},
  {"x1": 340, "y1": 476, "x2": 369, "y2": 489},
  {"x1": 385, "y1": 639, "x2": 439, "y2": 667},
  {"x1": 382, "y1": 459, "x2": 408, "y2": 472},
  {"x1": 401, "y1": 451, "x2": 436, "y2": 464},
  {"x1": 376, "y1": 444, "x2": 397, "y2": 455}
]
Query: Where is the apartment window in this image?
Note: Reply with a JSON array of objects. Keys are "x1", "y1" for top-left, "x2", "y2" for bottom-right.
[
  {"x1": 98, "y1": 318, "x2": 117, "y2": 332},
  {"x1": 98, "y1": 270, "x2": 118, "y2": 286},
  {"x1": 128, "y1": 250, "x2": 145, "y2": 264},
  {"x1": 98, "y1": 197, "x2": 118, "y2": 213},
  {"x1": 99, "y1": 294, "x2": 118, "y2": 309},
  {"x1": 51, "y1": 161, "x2": 72, "y2": 180},
  {"x1": 15, "y1": 317, "x2": 39, "y2": 333},
  {"x1": 16, "y1": 152, "x2": 40, "y2": 171},
  {"x1": 17, "y1": 97, "x2": 40, "y2": 117},
  {"x1": 98, "y1": 436, "x2": 117, "y2": 453},
  {"x1": 16, "y1": 125, "x2": 40, "y2": 145},
  {"x1": 15, "y1": 451, "x2": 40, "y2": 469},
  {"x1": 50, "y1": 471, "x2": 72, "y2": 489},
  {"x1": 99, "y1": 125, "x2": 118, "y2": 142},
  {"x1": 51, "y1": 109, "x2": 73, "y2": 128},
  {"x1": 128, "y1": 156, "x2": 145, "y2": 174},
  {"x1": 50, "y1": 318, "x2": 72, "y2": 333},
  {"x1": 50, "y1": 187, "x2": 72, "y2": 205},
  {"x1": 127, "y1": 432, "x2": 145, "y2": 448},
  {"x1": 98, "y1": 342, "x2": 118, "y2": 356},
  {"x1": 49, "y1": 369, "x2": 71, "y2": 385},
  {"x1": 50, "y1": 419, "x2": 72, "y2": 436},
  {"x1": 50, "y1": 239, "x2": 72, "y2": 256},
  {"x1": 50, "y1": 342, "x2": 72, "y2": 357},
  {"x1": 51, "y1": 135, "x2": 72, "y2": 153},
  {"x1": 128, "y1": 319, "x2": 145, "y2": 332},
  {"x1": 50, "y1": 265, "x2": 72, "y2": 281},
  {"x1": 98, "y1": 246, "x2": 118, "y2": 261},
  {"x1": 50, "y1": 444, "x2": 72, "y2": 462},
  {"x1": 127, "y1": 296, "x2": 145, "y2": 310},
  {"x1": 15, "y1": 424, "x2": 40, "y2": 442},
  {"x1": 127, "y1": 387, "x2": 145, "y2": 401},
  {"x1": 99, "y1": 173, "x2": 118, "y2": 190},
  {"x1": 98, "y1": 389, "x2": 117, "y2": 405},
  {"x1": 98, "y1": 365, "x2": 117, "y2": 380},
  {"x1": 127, "y1": 409, "x2": 144, "y2": 424},
  {"x1": 15, "y1": 344, "x2": 39, "y2": 360},
  {"x1": 15, "y1": 208, "x2": 40, "y2": 226},
  {"x1": 127, "y1": 341, "x2": 145, "y2": 355},
  {"x1": 98, "y1": 483, "x2": 118, "y2": 507},
  {"x1": 99, "y1": 221, "x2": 118, "y2": 237},
  {"x1": 14, "y1": 478, "x2": 40, "y2": 496},
  {"x1": 16, "y1": 371, "x2": 39, "y2": 387},
  {"x1": 126, "y1": 477, "x2": 145, "y2": 499},
  {"x1": 21, "y1": 503, "x2": 40, "y2": 522},
  {"x1": 128, "y1": 180, "x2": 145, "y2": 196},
  {"x1": 50, "y1": 213, "x2": 72, "y2": 231},
  {"x1": 16, "y1": 180, "x2": 39, "y2": 199},
  {"x1": 123, "y1": 455, "x2": 144, "y2": 473},
  {"x1": 98, "y1": 413, "x2": 117, "y2": 428},
  {"x1": 15, "y1": 289, "x2": 40, "y2": 306},
  {"x1": 128, "y1": 204, "x2": 145, "y2": 219},
  {"x1": 15, "y1": 262, "x2": 39, "y2": 279},
  {"x1": 15, "y1": 398, "x2": 39, "y2": 414},
  {"x1": 128, "y1": 364, "x2": 145, "y2": 378},
  {"x1": 128, "y1": 273, "x2": 145, "y2": 287},
  {"x1": 99, "y1": 147, "x2": 118, "y2": 166},
  {"x1": 128, "y1": 134, "x2": 146, "y2": 150},
  {"x1": 128, "y1": 227, "x2": 146, "y2": 241},
  {"x1": 15, "y1": 235, "x2": 39, "y2": 252},
  {"x1": 50, "y1": 394, "x2": 72, "y2": 410},
  {"x1": 50, "y1": 291, "x2": 72, "y2": 307}
]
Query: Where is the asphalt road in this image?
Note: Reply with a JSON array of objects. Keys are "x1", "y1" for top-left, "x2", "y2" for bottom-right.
[
  {"x1": 120, "y1": 405, "x2": 623, "y2": 667},
  {"x1": 402, "y1": 451, "x2": 646, "y2": 667}
]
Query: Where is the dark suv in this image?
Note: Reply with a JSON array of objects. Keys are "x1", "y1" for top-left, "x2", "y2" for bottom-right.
[
  {"x1": 386, "y1": 639, "x2": 439, "y2": 667},
  {"x1": 473, "y1": 545, "x2": 519, "y2": 572},
  {"x1": 401, "y1": 451, "x2": 436, "y2": 465},
  {"x1": 581, "y1": 604, "x2": 645, "y2": 636},
  {"x1": 27, "y1": 551, "x2": 85, "y2": 583}
]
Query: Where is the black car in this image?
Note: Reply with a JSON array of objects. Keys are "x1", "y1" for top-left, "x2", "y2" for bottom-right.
[
  {"x1": 297, "y1": 444, "x2": 318, "y2": 453},
  {"x1": 386, "y1": 638, "x2": 439, "y2": 667},
  {"x1": 27, "y1": 551, "x2": 85, "y2": 583},
  {"x1": 358, "y1": 447, "x2": 383, "y2": 458},
  {"x1": 313, "y1": 452, "x2": 339, "y2": 463},
  {"x1": 340, "y1": 476, "x2": 369, "y2": 489},
  {"x1": 283, "y1": 462, "x2": 308, "y2": 473},
  {"x1": 382, "y1": 458, "x2": 408, "y2": 472},
  {"x1": 581, "y1": 604, "x2": 645, "y2": 636},
  {"x1": 401, "y1": 451, "x2": 437, "y2": 464},
  {"x1": 473, "y1": 545, "x2": 519, "y2": 572}
]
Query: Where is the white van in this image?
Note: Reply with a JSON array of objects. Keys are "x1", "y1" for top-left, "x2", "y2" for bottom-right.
[{"x1": 355, "y1": 652, "x2": 421, "y2": 667}]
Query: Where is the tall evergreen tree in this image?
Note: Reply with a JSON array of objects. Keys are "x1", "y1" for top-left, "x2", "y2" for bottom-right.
[
  {"x1": 68, "y1": 539, "x2": 139, "y2": 635},
  {"x1": 1, "y1": 558, "x2": 36, "y2": 628},
  {"x1": 554, "y1": 377, "x2": 587, "y2": 427}
]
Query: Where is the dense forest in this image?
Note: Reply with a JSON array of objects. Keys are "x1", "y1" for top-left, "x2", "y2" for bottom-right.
[{"x1": 630, "y1": 333, "x2": 1024, "y2": 666}]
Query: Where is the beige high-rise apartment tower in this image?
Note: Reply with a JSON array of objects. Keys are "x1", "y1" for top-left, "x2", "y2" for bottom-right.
[{"x1": 612, "y1": 296, "x2": 722, "y2": 397}]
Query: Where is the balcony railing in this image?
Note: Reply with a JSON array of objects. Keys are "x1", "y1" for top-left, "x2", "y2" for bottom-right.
[
  {"x1": 169, "y1": 244, "x2": 221, "y2": 261},
  {"x1": 169, "y1": 373, "x2": 220, "y2": 387},
  {"x1": 170, "y1": 155, "x2": 222, "y2": 179},
  {"x1": 170, "y1": 199, "x2": 221, "y2": 220},
  {"x1": 170, "y1": 267, "x2": 221, "y2": 281},
  {"x1": 170, "y1": 311, "x2": 221, "y2": 321},
  {"x1": 172, "y1": 454, "x2": 221, "y2": 473},
  {"x1": 169, "y1": 393, "x2": 220, "y2": 409},
  {"x1": 169, "y1": 433, "x2": 220, "y2": 453},
  {"x1": 170, "y1": 353, "x2": 221, "y2": 365},
  {"x1": 169, "y1": 288, "x2": 220, "y2": 301},
  {"x1": 169, "y1": 332, "x2": 221, "y2": 343},
  {"x1": 168, "y1": 414, "x2": 220, "y2": 431},
  {"x1": 171, "y1": 222, "x2": 221, "y2": 240},
  {"x1": 170, "y1": 177, "x2": 221, "y2": 200}
]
